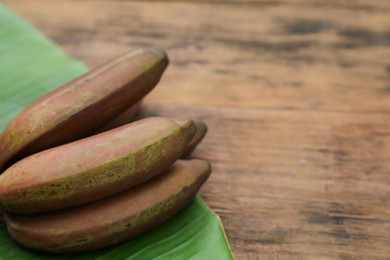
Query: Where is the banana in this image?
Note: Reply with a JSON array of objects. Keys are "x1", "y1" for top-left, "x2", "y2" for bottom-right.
[
  {"x1": 4, "y1": 159, "x2": 211, "y2": 253},
  {"x1": 0, "y1": 117, "x2": 195, "y2": 214},
  {"x1": 182, "y1": 119, "x2": 208, "y2": 158},
  {"x1": 0, "y1": 48, "x2": 168, "y2": 171}
]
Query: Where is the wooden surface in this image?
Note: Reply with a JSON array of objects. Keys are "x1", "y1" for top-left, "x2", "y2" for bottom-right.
[{"x1": 4, "y1": 0, "x2": 390, "y2": 259}]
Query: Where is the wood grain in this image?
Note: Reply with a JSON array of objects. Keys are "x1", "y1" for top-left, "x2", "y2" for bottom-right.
[
  {"x1": 4, "y1": 0, "x2": 390, "y2": 259},
  {"x1": 5, "y1": 0, "x2": 390, "y2": 113},
  {"x1": 138, "y1": 103, "x2": 390, "y2": 259}
]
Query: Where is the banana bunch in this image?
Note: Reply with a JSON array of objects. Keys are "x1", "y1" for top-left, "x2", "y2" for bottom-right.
[{"x1": 0, "y1": 48, "x2": 211, "y2": 253}]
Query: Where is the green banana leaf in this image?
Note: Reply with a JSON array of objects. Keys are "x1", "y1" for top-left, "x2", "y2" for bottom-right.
[{"x1": 0, "y1": 4, "x2": 233, "y2": 260}]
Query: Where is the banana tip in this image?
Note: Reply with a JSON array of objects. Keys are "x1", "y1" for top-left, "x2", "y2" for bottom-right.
[
  {"x1": 141, "y1": 47, "x2": 169, "y2": 64},
  {"x1": 174, "y1": 118, "x2": 196, "y2": 142}
]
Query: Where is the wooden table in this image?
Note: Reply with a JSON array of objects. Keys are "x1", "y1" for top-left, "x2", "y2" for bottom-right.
[{"x1": 4, "y1": 0, "x2": 390, "y2": 258}]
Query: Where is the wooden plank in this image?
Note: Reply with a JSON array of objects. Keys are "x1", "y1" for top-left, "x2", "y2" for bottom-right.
[
  {"x1": 5, "y1": 0, "x2": 390, "y2": 113},
  {"x1": 75, "y1": 0, "x2": 390, "y2": 11},
  {"x1": 136, "y1": 103, "x2": 390, "y2": 259},
  {"x1": 3, "y1": 0, "x2": 390, "y2": 258}
]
